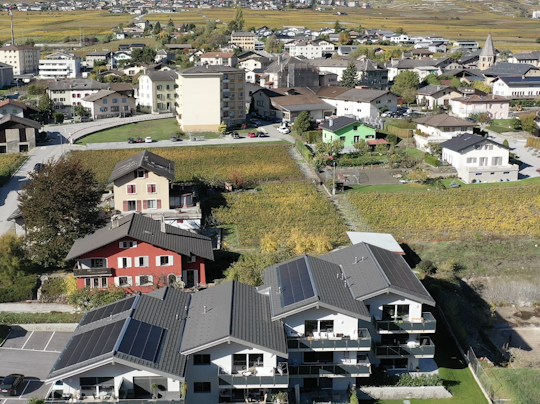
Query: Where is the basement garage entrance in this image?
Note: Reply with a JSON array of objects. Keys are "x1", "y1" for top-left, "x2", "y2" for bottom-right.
[{"x1": 133, "y1": 376, "x2": 167, "y2": 398}]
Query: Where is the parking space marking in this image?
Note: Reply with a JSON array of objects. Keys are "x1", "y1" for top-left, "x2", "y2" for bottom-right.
[
  {"x1": 0, "y1": 347, "x2": 61, "y2": 353},
  {"x1": 20, "y1": 332, "x2": 33, "y2": 350},
  {"x1": 1, "y1": 398, "x2": 6, "y2": 404},
  {"x1": 19, "y1": 381, "x2": 30, "y2": 399},
  {"x1": 43, "y1": 332, "x2": 55, "y2": 352}
]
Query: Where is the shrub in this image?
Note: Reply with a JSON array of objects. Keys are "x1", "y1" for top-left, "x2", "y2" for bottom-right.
[
  {"x1": 0, "y1": 276, "x2": 39, "y2": 303},
  {"x1": 424, "y1": 154, "x2": 440, "y2": 167},
  {"x1": 53, "y1": 112, "x2": 64, "y2": 124},
  {"x1": 304, "y1": 130, "x2": 322, "y2": 143},
  {"x1": 393, "y1": 373, "x2": 443, "y2": 387},
  {"x1": 67, "y1": 287, "x2": 127, "y2": 311},
  {"x1": 417, "y1": 260, "x2": 436, "y2": 276},
  {"x1": 0, "y1": 312, "x2": 83, "y2": 324},
  {"x1": 295, "y1": 139, "x2": 313, "y2": 163},
  {"x1": 385, "y1": 133, "x2": 398, "y2": 145}
]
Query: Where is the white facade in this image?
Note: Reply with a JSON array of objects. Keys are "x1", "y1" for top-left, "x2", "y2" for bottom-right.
[
  {"x1": 321, "y1": 95, "x2": 398, "y2": 120},
  {"x1": 39, "y1": 52, "x2": 81, "y2": 79},
  {"x1": 450, "y1": 97, "x2": 510, "y2": 120},
  {"x1": 492, "y1": 78, "x2": 540, "y2": 98}
]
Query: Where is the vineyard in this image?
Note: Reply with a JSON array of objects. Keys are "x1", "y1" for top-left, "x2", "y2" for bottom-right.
[
  {"x1": 0, "y1": 154, "x2": 27, "y2": 187},
  {"x1": 212, "y1": 182, "x2": 349, "y2": 249},
  {"x1": 70, "y1": 144, "x2": 303, "y2": 186},
  {"x1": 346, "y1": 185, "x2": 540, "y2": 241}
]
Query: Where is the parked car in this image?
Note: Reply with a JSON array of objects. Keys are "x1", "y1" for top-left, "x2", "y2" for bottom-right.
[
  {"x1": 251, "y1": 119, "x2": 262, "y2": 126},
  {"x1": 170, "y1": 136, "x2": 178, "y2": 142},
  {"x1": 145, "y1": 137, "x2": 152, "y2": 143},
  {"x1": 248, "y1": 131, "x2": 258, "y2": 138},
  {"x1": 227, "y1": 131, "x2": 240, "y2": 139},
  {"x1": 277, "y1": 126, "x2": 290, "y2": 134},
  {"x1": 257, "y1": 131, "x2": 269, "y2": 137},
  {"x1": 33, "y1": 163, "x2": 46, "y2": 172},
  {"x1": 136, "y1": 137, "x2": 144, "y2": 143},
  {"x1": 128, "y1": 137, "x2": 135, "y2": 144},
  {"x1": 0, "y1": 374, "x2": 25, "y2": 396}
]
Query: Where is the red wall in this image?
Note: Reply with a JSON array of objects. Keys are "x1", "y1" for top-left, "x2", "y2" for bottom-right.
[{"x1": 75, "y1": 236, "x2": 207, "y2": 292}]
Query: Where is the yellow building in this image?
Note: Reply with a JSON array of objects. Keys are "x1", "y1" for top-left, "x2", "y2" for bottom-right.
[
  {"x1": 230, "y1": 31, "x2": 256, "y2": 51},
  {"x1": 176, "y1": 65, "x2": 246, "y2": 132},
  {"x1": 138, "y1": 70, "x2": 178, "y2": 114},
  {"x1": 0, "y1": 45, "x2": 40, "y2": 75}
]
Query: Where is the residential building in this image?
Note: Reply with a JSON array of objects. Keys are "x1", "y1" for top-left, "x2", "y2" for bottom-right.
[
  {"x1": 0, "y1": 45, "x2": 40, "y2": 75},
  {"x1": 85, "y1": 51, "x2": 112, "y2": 68},
  {"x1": 250, "y1": 87, "x2": 335, "y2": 123},
  {"x1": 0, "y1": 114, "x2": 39, "y2": 153},
  {"x1": 66, "y1": 213, "x2": 214, "y2": 291},
  {"x1": 321, "y1": 116, "x2": 376, "y2": 152},
  {"x1": 112, "y1": 51, "x2": 132, "y2": 68},
  {"x1": 413, "y1": 114, "x2": 476, "y2": 152},
  {"x1": 450, "y1": 94, "x2": 510, "y2": 120},
  {"x1": 39, "y1": 51, "x2": 82, "y2": 79},
  {"x1": 416, "y1": 85, "x2": 460, "y2": 109},
  {"x1": 478, "y1": 34, "x2": 496, "y2": 71},
  {"x1": 318, "y1": 88, "x2": 398, "y2": 120},
  {"x1": 262, "y1": 56, "x2": 319, "y2": 89},
  {"x1": 441, "y1": 134, "x2": 518, "y2": 184},
  {"x1": 200, "y1": 52, "x2": 238, "y2": 67},
  {"x1": 508, "y1": 51, "x2": 540, "y2": 67},
  {"x1": 308, "y1": 58, "x2": 389, "y2": 90},
  {"x1": 482, "y1": 63, "x2": 540, "y2": 84},
  {"x1": 155, "y1": 49, "x2": 176, "y2": 64},
  {"x1": 452, "y1": 40, "x2": 479, "y2": 51},
  {"x1": 231, "y1": 31, "x2": 257, "y2": 50},
  {"x1": 492, "y1": 76, "x2": 540, "y2": 99},
  {"x1": 50, "y1": 240, "x2": 436, "y2": 404},
  {"x1": 81, "y1": 90, "x2": 135, "y2": 119},
  {"x1": 0, "y1": 99, "x2": 39, "y2": 119},
  {"x1": 386, "y1": 58, "x2": 451, "y2": 82},
  {"x1": 138, "y1": 71, "x2": 178, "y2": 114},
  {"x1": 0, "y1": 62, "x2": 13, "y2": 87},
  {"x1": 238, "y1": 54, "x2": 271, "y2": 71},
  {"x1": 48, "y1": 79, "x2": 114, "y2": 118},
  {"x1": 288, "y1": 40, "x2": 334, "y2": 59},
  {"x1": 176, "y1": 65, "x2": 246, "y2": 131}
]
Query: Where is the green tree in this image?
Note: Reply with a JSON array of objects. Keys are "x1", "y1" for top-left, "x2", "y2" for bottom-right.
[
  {"x1": 73, "y1": 105, "x2": 91, "y2": 118},
  {"x1": 350, "y1": 390, "x2": 359, "y2": 404},
  {"x1": 38, "y1": 93, "x2": 54, "y2": 115},
  {"x1": 224, "y1": 250, "x2": 294, "y2": 286},
  {"x1": 234, "y1": 6, "x2": 244, "y2": 31},
  {"x1": 18, "y1": 157, "x2": 103, "y2": 268},
  {"x1": 0, "y1": 234, "x2": 32, "y2": 287},
  {"x1": 502, "y1": 139, "x2": 509, "y2": 147},
  {"x1": 353, "y1": 139, "x2": 370, "y2": 155},
  {"x1": 340, "y1": 62, "x2": 358, "y2": 88},
  {"x1": 27, "y1": 84, "x2": 47, "y2": 95},
  {"x1": 334, "y1": 20, "x2": 341, "y2": 32},
  {"x1": 153, "y1": 21, "x2": 162, "y2": 35},
  {"x1": 218, "y1": 121, "x2": 227, "y2": 134},
  {"x1": 205, "y1": 20, "x2": 216, "y2": 36},
  {"x1": 265, "y1": 34, "x2": 283, "y2": 53},
  {"x1": 498, "y1": 49, "x2": 511, "y2": 62},
  {"x1": 293, "y1": 111, "x2": 311, "y2": 135},
  {"x1": 131, "y1": 47, "x2": 157, "y2": 63},
  {"x1": 423, "y1": 74, "x2": 441, "y2": 85},
  {"x1": 67, "y1": 287, "x2": 127, "y2": 311},
  {"x1": 338, "y1": 31, "x2": 351, "y2": 45},
  {"x1": 392, "y1": 71, "x2": 419, "y2": 95},
  {"x1": 510, "y1": 117, "x2": 522, "y2": 130},
  {"x1": 24, "y1": 38, "x2": 35, "y2": 46},
  {"x1": 472, "y1": 80, "x2": 492, "y2": 94},
  {"x1": 168, "y1": 18, "x2": 175, "y2": 28},
  {"x1": 53, "y1": 112, "x2": 64, "y2": 124},
  {"x1": 401, "y1": 88, "x2": 417, "y2": 105},
  {"x1": 521, "y1": 114, "x2": 538, "y2": 134},
  {"x1": 395, "y1": 27, "x2": 405, "y2": 35}
]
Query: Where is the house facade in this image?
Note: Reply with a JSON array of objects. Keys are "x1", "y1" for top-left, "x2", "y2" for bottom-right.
[
  {"x1": 319, "y1": 88, "x2": 398, "y2": 120},
  {"x1": 85, "y1": 51, "x2": 112, "y2": 68},
  {"x1": 81, "y1": 90, "x2": 135, "y2": 119},
  {"x1": 39, "y1": 51, "x2": 81, "y2": 79},
  {"x1": 0, "y1": 45, "x2": 41, "y2": 75},
  {"x1": 0, "y1": 114, "x2": 39, "y2": 153},
  {"x1": 0, "y1": 62, "x2": 13, "y2": 88},
  {"x1": 200, "y1": 52, "x2": 238, "y2": 67},
  {"x1": 138, "y1": 71, "x2": 178, "y2": 114},
  {"x1": 321, "y1": 116, "x2": 376, "y2": 150},
  {"x1": 441, "y1": 134, "x2": 518, "y2": 184},
  {"x1": 0, "y1": 99, "x2": 39, "y2": 119},
  {"x1": 413, "y1": 114, "x2": 476, "y2": 152},
  {"x1": 48, "y1": 79, "x2": 112, "y2": 118},
  {"x1": 231, "y1": 31, "x2": 257, "y2": 50},
  {"x1": 450, "y1": 94, "x2": 510, "y2": 120},
  {"x1": 492, "y1": 76, "x2": 540, "y2": 99},
  {"x1": 416, "y1": 85, "x2": 460, "y2": 110}
]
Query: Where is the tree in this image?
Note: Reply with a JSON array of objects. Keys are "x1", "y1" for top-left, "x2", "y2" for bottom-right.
[
  {"x1": 338, "y1": 31, "x2": 351, "y2": 45},
  {"x1": 395, "y1": 27, "x2": 405, "y2": 35},
  {"x1": 38, "y1": 93, "x2": 54, "y2": 114},
  {"x1": 218, "y1": 121, "x2": 227, "y2": 134},
  {"x1": 350, "y1": 390, "x2": 359, "y2": 404},
  {"x1": 353, "y1": 139, "x2": 370, "y2": 155},
  {"x1": 334, "y1": 20, "x2": 341, "y2": 32},
  {"x1": 537, "y1": 37, "x2": 540, "y2": 44},
  {"x1": 423, "y1": 74, "x2": 441, "y2": 85},
  {"x1": 0, "y1": 234, "x2": 32, "y2": 287},
  {"x1": 153, "y1": 21, "x2": 162, "y2": 36},
  {"x1": 340, "y1": 62, "x2": 358, "y2": 88},
  {"x1": 392, "y1": 71, "x2": 419, "y2": 95},
  {"x1": 168, "y1": 18, "x2": 175, "y2": 28},
  {"x1": 73, "y1": 105, "x2": 91, "y2": 118},
  {"x1": 234, "y1": 6, "x2": 244, "y2": 31},
  {"x1": 521, "y1": 114, "x2": 538, "y2": 134},
  {"x1": 401, "y1": 88, "x2": 417, "y2": 105},
  {"x1": 472, "y1": 80, "x2": 492, "y2": 94},
  {"x1": 510, "y1": 117, "x2": 522, "y2": 130},
  {"x1": 53, "y1": 112, "x2": 64, "y2": 124},
  {"x1": 293, "y1": 111, "x2": 311, "y2": 135},
  {"x1": 18, "y1": 157, "x2": 103, "y2": 267},
  {"x1": 265, "y1": 34, "x2": 283, "y2": 53},
  {"x1": 24, "y1": 38, "x2": 35, "y2": 46},
  {"x1": 502, "y1": 139, "x2": 509, "y2": 147}
]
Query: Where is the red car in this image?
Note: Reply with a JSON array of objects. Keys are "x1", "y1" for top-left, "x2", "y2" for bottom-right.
[{"x1": 248, "y1": 132, "x2": 257, "y2": 138}]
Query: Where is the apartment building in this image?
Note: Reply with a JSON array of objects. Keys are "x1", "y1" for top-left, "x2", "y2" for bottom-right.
[
  {"x1": 0, "y1": 45, "x2": 40, "y2": 75},
  {"x1": 81, "y1": 90, "x2": 135, "y2": 119},
  {"x1": 288, "y1": 40, "x2": 335, "y2": 59},
  {"x1": 138, "y1": 71, "x2": 178, "y2": 114},
  {"x1": 230, "y1": 31, "x2": 257, "y2": 50},
  {"x1": 176, "y1": 65, "x2": 245, "y2": 132},
  {"x1": 39, "y1": 51, "x2": 81, "y2": 79}
]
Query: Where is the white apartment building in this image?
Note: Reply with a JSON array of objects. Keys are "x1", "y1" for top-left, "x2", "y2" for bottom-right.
[
  {"x1": 319, "y1": 88, "x2": 398, "y2": 120},
  {"x1": 81, "y1": 90, "x2": 135, "y2": 119},
  {"x1": 0, "y1": 44, "x2": 40, "y2": 75},
  {"x1": 39, "y1": 51, "x2": 81, "y2": 79},
  {"x1": 138, "y1": 71, "x2": 178, "y2": 114},
  {"x1": 48, "y1": 79, "x2": 110, "y2": 118},
  {"x1": 288, "y1": 40, "x2": 334, "y2": 59},
  {"x1": 413, "y1": 114, "x2": 476, "y2": 152},
  {"x1": 492, "y1": 76, "x2": 540, "y2": 98},
  {"x1": 176, "y1": 65, "x2": 245, "y2": 132}
]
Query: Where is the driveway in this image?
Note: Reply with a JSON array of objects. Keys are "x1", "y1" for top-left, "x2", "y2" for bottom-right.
[
  {"x1": 0, "y1": 330, "x2": 72, "y2": 401},
  {"x1": 488, "y1": 132, "x2": 540, "y2": 179}
]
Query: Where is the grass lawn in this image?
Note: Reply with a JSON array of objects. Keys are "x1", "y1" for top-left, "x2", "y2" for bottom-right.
[
  {"x1": 487, "y1": 119, "x2": 517, "y2": 134},
  {"x1": 405, "y1": 148, "x2": 425, "y2": 158},
  {"x1": 76, "y1": 118, "x2": 180, "y2": 144},
  {"x1": 484, "y1": 367, "x2": 540, "y2": 404}
]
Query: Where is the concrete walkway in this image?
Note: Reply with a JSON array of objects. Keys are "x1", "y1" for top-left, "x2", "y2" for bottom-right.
[{"x1": 0, "y1": 302, "x2": 77, "y2": 313}]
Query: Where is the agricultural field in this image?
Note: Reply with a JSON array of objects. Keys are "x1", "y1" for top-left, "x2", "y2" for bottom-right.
[
  {"x1": 0, "y1": 153, "x2": 27, "y2": 187},
  {"x1": 70, "y1": 144, "x2": 304, "y2": 186},
  {"x1": 212, "y1": 181, "x2": 349, "y2": 249},
  {"x1": 345, "y1": 183, "x2": 540, "y2": 241}
]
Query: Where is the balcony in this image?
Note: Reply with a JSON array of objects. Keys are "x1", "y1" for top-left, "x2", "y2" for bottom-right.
[
  {"x1": 376, "y1": 313, "x2": 436, "y2": 334},
  {"x1": 73, "y1": 267, "x2": 113, "y2": 277},
  {"x1": 375, "y1": 337, "x2": 435, "y2": 358},
  {"x1": 287, "y1": 329, "x2": 371, "y2": 351},
  {"x1": 289, "y1": 363, "x2": 371, "y2": 378},
  {"x1": 218, "y1": 364, "x2": 289, "y2": 389}
]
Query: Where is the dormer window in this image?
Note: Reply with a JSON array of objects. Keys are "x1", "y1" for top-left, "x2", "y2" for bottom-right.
[
  {"x1": 119, "y1": 241, "x2": 137, "y2": 249},
  {"x1": 137, "y1": 170, "x2": 147, "y2": 178}
]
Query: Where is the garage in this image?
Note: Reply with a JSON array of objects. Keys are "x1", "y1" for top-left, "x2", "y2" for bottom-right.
[{"x1": 132, "y1": 376, "x2": 167, "y2": 398}]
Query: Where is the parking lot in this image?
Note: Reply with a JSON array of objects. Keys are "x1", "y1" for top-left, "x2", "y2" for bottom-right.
[{"x1": 0, "y1": 329, "x2": 72, "y2": 402}]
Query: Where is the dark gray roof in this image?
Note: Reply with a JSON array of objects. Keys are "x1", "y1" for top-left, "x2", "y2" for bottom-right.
[
  {"x1": 480, "y1": 34, "x2": 495, "y2": 57},
  {"x1": 66, "y1": 213, "x2": 214, "y2": 261},
  {"x1": 416, "y1": 85, "x2": 452, "y2": 96},
  {"x1": 321, "y1": 243, "x2": 435, "y2": 305},
  {"x1": 0, "y1": 114, "x2": 41, "y2": 129},
  {"x1": 483, "y1": 62, "x2": 538, "y2": 77},
  {"x1": 108, "y1": 150, "x2": 175, "y2": 182},
  {"x1": 179, "y1": 65, "x2": 243, "y2": 75},
  {"x1": 440, "y1": 133, "x2": 508, "y2": 152},
  {"x1": 146, "y1": 70, "x2": 178, "y2": 81},
  {"x1": 414, "y1": 114, "x2": 475, "y2": 128},
  {"x1": 263, "y1": 255, "x2": 371, "y2": 320},
  {"x1": 180, "y1": 281, "x2": 288, "y2": 356},
  {"x1": 82, "y1": 90, "x2": 116, "y2": 102},
  {"x1": 320, "y1": 116, "x2": 362, "y2": 132},
  {"x1": 497, "y1": 76, "x2": 540, "y2": 87},
  {"x1": 512, "y1": 51, "x2": 540, "y2": 61},
  {"x1": 335, "y1": 88, "x2": 395, "y2": 103},
  {"x1": 48, "y1": 79, "x2": 108, "y2": 91},
  {"x1": 47, "y1": 288, "x2": 192, "y2": 381}
]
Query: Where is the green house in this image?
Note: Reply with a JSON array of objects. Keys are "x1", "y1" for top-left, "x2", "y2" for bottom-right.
[{"x1": 321, "y1": 117, "x2": 376, "y2": 147}]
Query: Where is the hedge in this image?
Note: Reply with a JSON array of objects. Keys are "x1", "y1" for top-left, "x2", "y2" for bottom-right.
[
  {"x1": 304, "y1": 130, "x2": 322, "y2": 143},
  {"x1": 295, "y1": 140, "x2": 313, "y2": 163},
  {"x1": 0, "y1": 312, "x2": 83, "y2": 324},
  {"x1": 338, "y1": 154, "x2": 388, "y2": 167},
  {"x1": 424, "y1": 154, "x2": 440, "y2": 167},
  {"x1": 510, "y1": 99, "x2": 540, "y2": 108},
  {"x1": 0, "y1": 276, "x2": 39, "y2": 303},
  {"x1": 386, "y1": 125, "x2": 414, "y2": 138},
  {"x1": 526, "y1": 137, "x2": 540, "y2": 149}
]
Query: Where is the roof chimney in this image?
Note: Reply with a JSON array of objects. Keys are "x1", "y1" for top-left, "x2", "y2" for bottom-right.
[
  {"x1": 203, "y1": 305, "x2": 207, "y2": 314},
  {"x1": 328, "y1": 118, "x2": 334, "y2": 127},
  {"x1": 111, "y1": 217, "x2": 119, "y2": 229},
  {"x1": 160, "y1": 220, "x2": 166, "y2": 233}
]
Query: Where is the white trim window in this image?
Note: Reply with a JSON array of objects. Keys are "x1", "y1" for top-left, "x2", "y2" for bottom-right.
[
  {"x1": 90, "y1": 258, "x2": 107, "y2": 268},
  {"x1": 135, "y1": 275, "x2": 154, "y2": 286},
  {"x1": 157, "y1": 255, "x2": 174, "y2": 266},
  {"x1": 115, "y1": 276, "x2": 133, "y2": 287},
  {"x1": 147, "y1": 199, "x2": 157, "y2": 209},
  {"x1": 135, "y1": 256, "x2": 149, "y2": 267},
  {"x1": 127, "y1": 184, "x2": 137, "y2": 194},
  {"x1": 147, "y1": 183, "x2": 157, "y2": 194},
  {"x1": 117, "y1": 257, "x2": 133, "y2": 268},
  {"x1": 119, "y1": 241, "x2": 137, "y2": 249}
]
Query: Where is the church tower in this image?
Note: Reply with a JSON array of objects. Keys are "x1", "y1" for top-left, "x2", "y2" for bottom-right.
[{"x1": 478, "y1": 34, "x2": 496, "y2": 70}]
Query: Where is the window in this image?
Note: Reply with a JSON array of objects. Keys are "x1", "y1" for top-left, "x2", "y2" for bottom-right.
[
  {"x1": 304, "y1": 351, "x2": 333, "y2": 364},
  {"x1": 127, "y1": 200, "x2": 136, "y2": 211},
  {"x1": 466, "y1": 157, "x2": 477, "y2": 164},
  {"x1": 112, "y1": 99, "x2": 118, "y2": 103},
  {"x1": 90, "y1": 258, "x2": 106, "y2": 268},
  {"x1": 122, "y1": 98, "x2": 126, "y2": 103},
  {"x1": 353, "y1": 126, "x2": 358, "y2": 131},
  {"x1": 93, "y1": 278, "x2": 99, "y2": 288},
  {"x1": 484, "y1": 144, "x2": 493, "y2": 150},
  {"x1": 339, "y1": 136, "x2": 346, "y2": 142},
  {"x1": 135, "y1": 256, "x2": 149, "y2": 267},
  {"x1": 147, "y1": 184, "x2": 157, "y2": 193},
  {"x1": 187, "y1": 255, "x2": 196, "y2": 263},
  {"x1": 119, "y1": 241, "x2": 137, "y2": 248},
  {"x1": 147, "y1": 199, "x2": 157, "y2": 209},
  {"x1": 382, "y1": 304, "x2": 410, "y2": 321},
  {"x1": 103, "y1": 99, "x2": 107, "y2": 104},
  {"x1": 137, "y1": 275, "x2": 153, "y2": 286},
  {"x1": 137, "y1": 170, "x2": 147, "y2": 178},
  {"x1": 117, "y1": 257, "x2": 132, "y2": 268},
  {"x1": 102, "y1": 277, "x2": 108, "y2": 288},
  {"x1": 492, "y1": 157, "x2": 502, "y2": 166},
  {"x1": 157, "y1": 255, "x2": 173, "y2": 266},
  {"x1": 127, "y1": 184, "x2": 137, "y2": 194},
  {"x1": 117, "y1": 276, "x2": 131, "y2": 287},
  {"x1": 193, "y1": 382, "x2": 211, "y2": 393},
  {"x1": 479, "y1": 157, "x2": 488, "y2": 166},
  {"x1": 85, "y1": 278, "x2": 91, "y2": 287},
  {"x1": 111, "y1": 106, "x2": 119, "y2": 112},
  {"x1": 194, "y1": 354, "x2": 211, "y2": 365},
  {"x1": 168, "y1": 274, "x2": 177, "y2": 285}
]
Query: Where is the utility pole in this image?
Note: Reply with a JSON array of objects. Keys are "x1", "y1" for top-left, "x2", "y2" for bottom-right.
[
  {"x1": 332, "y1": 160, "x2": 336, "y2": 195},
  {"x1": 9, "y1": 6, "x2": 14, "y2": 45}
]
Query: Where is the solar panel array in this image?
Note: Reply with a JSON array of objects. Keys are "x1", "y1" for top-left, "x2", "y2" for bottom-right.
[
  {"x1": 53, "y1": 321, "x2": 125, "y2": 371},
  {"x1": 277, "y1": 258, "x2": 315, "y2": 307},
  {"x1": 118, "y1": 319, "x2": 166, "y2": 363},
  {"x1": 80, "y1": 296, "x2": 137, "y2": 326}
]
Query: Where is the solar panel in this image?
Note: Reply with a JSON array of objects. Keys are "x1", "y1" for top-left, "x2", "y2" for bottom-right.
[
  {"x1": 117, "y1": 319, "x2": 166, "y2": 363},
  {"x1": 80, "y1": 296, "x2": 137, "y2": 327},
  {"x1": 277, "y1": 258, "x2": 315, "y2": 307}
]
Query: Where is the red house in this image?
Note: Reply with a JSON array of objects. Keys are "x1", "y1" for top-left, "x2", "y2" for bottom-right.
[{"x1": 66, "y1": 213, "x2": 214, "y2": 292}]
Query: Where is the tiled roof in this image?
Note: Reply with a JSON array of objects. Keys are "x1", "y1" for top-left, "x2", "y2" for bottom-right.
[
  {"x1": 452, "y1": 94, "x2": 509, "y2": 103},
  {"x1": 82, "y1": 90, "x2": 116, "y2": 102},
  {"x1": 108, "y1": 150, "x2": 175, "y2": 182},
  {"x1": 414, "y1": 114, "x2": 476, "y2": 128},
  {"x1": 146, "y1": 70, "x2": 178, "y2": 81}
]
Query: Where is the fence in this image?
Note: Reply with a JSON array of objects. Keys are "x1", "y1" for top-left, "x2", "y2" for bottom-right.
[{"x1": 466, "y1": 347, "x2": 512, "y2": 403}]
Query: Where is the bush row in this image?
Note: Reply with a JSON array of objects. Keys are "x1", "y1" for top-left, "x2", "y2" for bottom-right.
[
  {"x1": 295, "y1": 140, "x2": 313, "y2": 163},
  {"x1": 510, "y1": 99, "x2": 540, "y2": 108},
  {"x1": 0, "y1": 276, "x2": 39, "y2": 303},
  {"x1": 0, "y1": 312, "x2": 83, "y2": 324},
  {"x1": 424, "y1": 154, "x2": 440, "y2": 167}
]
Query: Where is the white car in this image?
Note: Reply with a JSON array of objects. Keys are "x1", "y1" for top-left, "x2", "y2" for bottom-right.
[
  {"x1": 145, "y1": 136, "x2": 152, "y2": 143},
  {"x1": 277, "y1": 126, "x2": 290, "y2": 134}
]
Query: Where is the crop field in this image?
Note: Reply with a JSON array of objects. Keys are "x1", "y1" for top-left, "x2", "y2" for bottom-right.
[
  {"x1": 345, "y1": 184, "x2": 540, "y2": 241},
  {"x1": 70, "y1": 144, "x2": 304, "y2": 186},
  {"x1": 0, "y1": 153, "x2": 27, "y2": 187},
  {"x1": 212, "y1": 181, "x2": 349, "y2": 249}
]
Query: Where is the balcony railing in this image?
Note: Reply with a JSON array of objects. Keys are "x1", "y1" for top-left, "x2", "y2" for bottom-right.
[
  {"x1": 287, "y1": 329, "x2": 371, "y2": 351},
  {"x1": 375, "y1": 337, "x2": 435, "y2": 358},
  {"x1": 73, "y1": 267, "x2": 113, "y2": 277},
  {"x1": 218, "y1": 364, "x2": 289, "y2": 388},
  {"x1": 289, "y1": 363, "x2": 371, "y2": 378},
  {"x1": 376, "y1": 313, "x2": 436, "y2": 334}
]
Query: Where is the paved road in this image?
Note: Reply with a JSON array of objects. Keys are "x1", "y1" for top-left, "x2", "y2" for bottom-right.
[{"x1": 488, "y1": 133, "x2": 540, "y2": 179}]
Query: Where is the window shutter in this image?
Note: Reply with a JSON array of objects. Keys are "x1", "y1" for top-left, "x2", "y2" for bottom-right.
[
  {"x1": 147, "y1": 184, "x2": 152, "y2": 193},
  {"x1": 143, "y1": 200, "x2": 148, "y2": 209},
  {"x1": 194, "y1": 270, "x2": 199, "y2": 286},
  {"x1": 168, "y1": 255, "x2": 174, "y2": 265},
  {"x1": 135, "y1": 275, "x2": 140, "y2": 286},
  {"x1": 114, "y1": 277, "x2": 120, "y2": 286},
  {"x1": 156, "y1": 256, "x2": 161, "y2": 266},
  {"x1": 117, "y1": 257, "x2": 123, "y2": 268},
  {"x1": 134, "y1": 257, "x2": 140, "y2": 267},
  {"x1": 127, "y1": 257, "x2": 132, "y2": 268},
  {"x1": 145, "y1": 171, "x2": 148, "y2": 178},
  {"x1": 147, "y1": 275, "x2": 153, "y2": 284},
  {"x1": 123, "y1": 201, "x2": 128, "y2": 211},
  {"x1": 143, "y1": 256, "x2": 149, "y2": 267},
  {"x1": 157, "y1": 199, "x2": 162, "y2": 209},
  {"x1": 137, "y1": 200, "x2": 142, "y2": 211}
]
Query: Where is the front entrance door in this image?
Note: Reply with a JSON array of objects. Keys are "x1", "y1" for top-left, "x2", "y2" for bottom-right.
[{"x1": 182, "y1": 270, "x2": 198, "y2": 287}]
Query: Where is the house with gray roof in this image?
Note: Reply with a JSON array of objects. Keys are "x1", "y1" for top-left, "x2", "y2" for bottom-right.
[
  {"x1": 413, "y1": 114, "x2": 477, "y2": 152},
  {"x1": 261, "y1": 56, "x2": 320, "y2": 89},
  {"x1": 492, "y1": 76, "x2": 540, "y2": 99},
  {"x1": 415, "y1": 85, "x2": 460, "y2": 110},
  {"x1": 482, "y1": 62, "x2": 540, "y2": 85},
  {"x1": 81, "y1": 89, "x2": 135, "y2": 120},
  {"x1": 318, "y1": 87, "x2": 398, "y2": 119}
]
